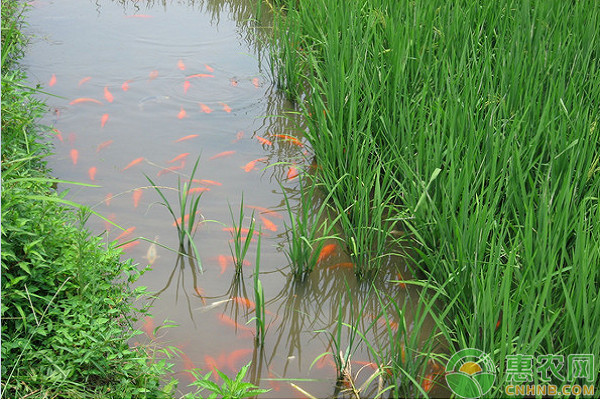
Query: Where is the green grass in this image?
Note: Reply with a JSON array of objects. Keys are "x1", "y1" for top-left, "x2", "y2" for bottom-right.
[
  {"x1": 228, "y1": 196, "x2": 257, "y2": 272},
  {"x1": 271, "y1": 0, "x2": 600, "y2": 397}
]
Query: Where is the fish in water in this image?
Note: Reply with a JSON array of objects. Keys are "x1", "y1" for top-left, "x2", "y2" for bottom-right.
[
  {"x1": 198, "y1": 103, "x2": 213, "y2": 113},
  {"x1": 168, "y1": 153, "x2": 190, "y2": 164},
  {"x1": 230, "y1": 78, "x2": 238, "y2": 87},
  {"x1": 204, "y1": 355, "x2": 221, "y2": 382},
  {"x1": 219, "y1": 102, "x2": 231, "y2": 113},
  {"x1": 274, "y1": 134, "x2": 304, "y2": 147},
  {"x1": 187, "y1": 187, "x2": 210, "y2": 195},
  {"x1": 230, "y1": 297, "x2": 255, "y2": 308},
  {"x1": 243, "y1": 157, "x2": 267, "y2": 172},
  {"x1": 96, "y1": 140, "x2": 113, "y2": 152},
  {"x1": 287, "y1": 166, "x2": 299, "y2": 180},
  {"x1": 69, "y1": 97, "x2": 103, "y2": 105},
  {"x1": 177, "y1": 59, "x2": 186, "y2": 70},
  {"x1": 218, "y1": 254, "x2": 228, "y2": 274},
  {"x1": 227, "y1": 348, "x2": 253, "y2": 372},
  {"x1": 187, "y1": 73, "x2": 214, "y2": 79},
  {"x1": 157, "y1": 162, "x2": 184, "y2": 177},
  {"x1": 119, "y1": 240, "x2": 140, "y2": 251},
  {"x1": 52, "y1": 128, "x2": 63, "y2": 142},
  {"x1": 115, "y1": 226, "x2": 136, "y2": 242},
  {"x1": 232, "y1": 131, "x2": 244, "y2": 143},
  {"x1": 256, "y1": 136, "x2": 272, "y2": 146},
  {"x1": 78, "y1": 76, "x2": 91, "y2": 86},
  {"x1": 133, "y1": 189, "x2": 143, "y2": 208},
  {"x1": 101, "y1": 113, "x2": 109, "y2": 128},
  {"x1": 317, "y1": 244, "x2": 337, "y2": 263},
  {"x1": 252, "y1": 77, "x2": 260, "y2": 87},
  {"x1": 104, "y1": 193, "x2": 113, "y2": 206},
  {"x1": 183, "y1": 80, "x2": 190, "y2": 93},
  {"x1": 144, "y1": 236, "x2": 159, "y2": 265},
  {"x1": 104, "y1": 86, "x2": 114, "y2": 103},
  {"x1": 196, "y1": 298, "x2": 232, "y2": 312},
  {"x1": 121, "y1": 79, "x2": 132, "y2": 91},
  {"x1": 174, "y1": 134, "x2": 198, "y2": 143},
  {"x1": 177, "y1": 106, "x2": 187, "y2": 119},
  {"x1": 141, "y1": 316, "x2": 156, "y2": 340},
  {"x1": 70, "y1": 149, "x2": 79, "y2": 165},
  {"x1": 122, "y1": 157, "x2": 144, "y2": 171},
  {"x1": 259, "y1": 216, "x2": 278, "y2": 232},
  {"x1": 48, "y1": 74, "x2": 56, "y2": 87},
  {"x1": 193, "y1": 179, "x2": 222, "y2": 186},
  {"x1": 217, "y1": 313, "x2": 255, "y2": 335},
  {"x1": 172, "y1": 211, "x2": 201, "y2": 227},
  {"x1": 209, "y1": 150, "x2": 235, "y2": 160},
  {"x1": 88, "y1": 166, "x2": 97, "y2": 181},
  {"x1": 148, "y1": 70, "x2": 159, "y2": 80},
  {"x1": 204, "y1": 64, "x2": 214, "y2": 72}
]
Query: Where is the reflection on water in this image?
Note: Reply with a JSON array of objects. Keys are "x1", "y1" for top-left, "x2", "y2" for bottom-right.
[{"x1": 23, "y1": 0, "x2": 446, "y2": 397}]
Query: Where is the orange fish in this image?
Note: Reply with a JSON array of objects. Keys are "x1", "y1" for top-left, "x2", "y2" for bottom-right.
[
  {"x1": 133, "y1": 189, "x2": 143, "y2": 208},
  {"x1": 180, "y1": 351, "x2": 196, "y2": 383},
  {"x1": 287, "y1": 166, "x2": 299, "y2": 180},
  {"x1": 422, "y1": 374, "x2": 435, "y2": 392},
  {"x1": 177, "y1": 59, "x2": 186, "y2": 70},
  {"x1": 245, "y1": 205, "x2": 283, "y2": 219},
  {"x1": 217, "y1": 313, "x2": 254, "y2": 334},
  {"x1": 149, "y1": 70, "x2": 159, "y2": 80},
  {"x1": 88, "y1": 166, "x2": 97, "y2": 181},
  {"x1": 104, "y1": 86, "x2": 114, "y2": 103},
  {"x1": 274, "y1": 134, "x2": 304, "y2": 147},
  {"x1": 218, "y1": 254, "x2": 228, "y2": 274},
  {"x1": 219, "y1": 102, "x2": 231, "y2": 113},
  {"x1": 222, "y1": 227, "x2": 258, "y2": 236},
  {"x1": 396, "y1": 273, "x2": 407, "y2": 288},
  {"x1": 204, "y1": 64, "x2": 214, "y2": 72},
  {"x1": 183, "y1": 80, "x2": 191, "y2": 93},
  {"x1": 122, "y1": 80, "x2": 132, "y2": 91},
  {"x1": 174, "y1": 134, "x2": 199, "y2": 143},
  {"x1": 70, "y1": 149, "x2": 79, "y2": 165},
  {"x1": 115, "y1": 226, "x2": 136, "y2": 242},
  {"x1": 48, "y1": 74, "x2": 56, "y2": 86},
  {"x1": 177, "y1": 106, "x2": 187, "y2": 119},
  {"x1": 233, "y1": 131, "x2": 244, "y2": 143},
  {"x1": 328, "y1": 262, "x2": 354, "y2": 270},
  {"x1": 141, "y1": 316, "x2": 156, "y2": 340},
  {"x1": 96, "y1": 140, "x2": 113, "y2": 152},
  {"x1": 227, "y1": 348, "x2": 253, "y2": 372},
  {"x1": 157, "y1": 162, "x2": 184, "y2": 177},
  {"x1": 230, "y1": 78, "x2": 238, "y2": 87},
  {"x1": 317, "y1": 244, "x2": 337, "y2": 263},
  {"x1": 252, "y1": 77, "x2": 259, "y2": 87},
  {"x1": 187, "y1": 73, "x2": 214, "y2": 79},
  {"x1": 199, "y1": 103, "x2": 212, "y2": 113},
  {"x1": 168, "y1": 152, "x2": 190, "y2": 164},
  {"x1": 225, "y1": 256, "x2": 250, "y2": 266},
  {"x1": 187, "y1": 187, "x2": 210, "y2": 194},
  {"x1": 243, "y1": 157, "x2": 267, "y2": 172},
  {"x1": 259, "y1": 216, "x2": 277, "y2": 232},
  {"x1": 256, "y1": 136, "x2": 272, "y2": 146},
  {"x1": 231, "y1": 297, "x2": 255, "y2": 308},
  {"x1": 52, "y1": 128, "x2": 63, "y2": 142},
  {"x1": 69, "y1": 97, "x2": 103, "y2": 105},
  {"x1": 101, "y1": 113, "x2": 109, "y2": 128},
  {"x1": 104, "y1": 212, "x2": 116, "y2": 232},
  {"x1": 172, "y1": 211, "x2": 200, "y2": 227},
  {"x1": 209, "y1": 150, "x2": 235, "y2": 160},
  {"x1": 193, "y1": 179, "x2": 222, "y2": 186},
  {"x1": 204, "y1": 356, "x2": 220, "y2": 382},
  {"x1": 104, "y1": 193, "x2": 113, "y2": 206},
  {"x1": 78, "y1": 76, "x2": 91, "y2": 86},
  {"x1": 122, "y1": 157, "x2": 144, "y2": 171}
]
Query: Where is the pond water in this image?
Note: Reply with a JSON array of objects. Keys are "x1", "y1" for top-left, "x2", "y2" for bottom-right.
[{"x1": 22, "y1": 0, "x2": 444, "y2": 397}]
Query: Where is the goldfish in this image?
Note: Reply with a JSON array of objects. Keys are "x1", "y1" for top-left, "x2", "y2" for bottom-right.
[
  {"x1": 168, "y1": 152, "x2": 190, "y2": 164},
  {"x1": 328, "y1": 262, "x2": 354, "y2": 270},
  {"x1": 177, "y1": 59, "x2": 186, "y2": 70},
  {"x1": 204, "y1": 64, "x2": 214, "y2": 72},
  {"x1": 123, "y1": 157, "x2": 144, "y2": 171},
  {"x1": 69, "y1": 97, "x2": 103, "y2": 105},
  {"x1": 121, "y1": 80, "x2": 132, "y2": 91},
  {"x1": 172, "y1": 211, "x2": 201, "y2": 227},
  {"x1": 183, "y1": 80, "x2": 190, "y2": 93},
  {"x1": 217, "y1": 313, "x2": 254, "y2": 334},
  {"x1": 179, "y1": 351, "x2": 196, "y2": 383},
  {"x1": 259, "y1": 216, "x2": 277, "y2": 232},
  {"x1": 231, "y1": 297, "x2": 255, "y2": 308},
  {"x1": 198, "y1": 103, "x2": 212, "y2": 113},
  {"x1": 116, "y1": 226, "x2": 136, "y2": 242},
  {"x1": 219, "y1": 102, "x2": 231, "y2": 113},
  {"x1": 287, "y1": 166, "x2": 299, "y2": 180},
  {"x1": 422, "y1": 374, "x2": 435, "y2": 392},
  {"x1": 245, "y1": 205, "x2": 283, "y2": 219},
  {"x1": 218, "y1": 254, "x2": 228, "y2": 274},
  {"x1": 204, "y1": 355, "x2": 220, "y2": 382},
  {"x1": 187, "y1": 187, "x2": 210, "y2": 194},
  {"x1": 187, "y1": 73, "x2": 214, "y2": 79},
  {"x1": 256, "y1": 136, "x2": 272, "y2": 146},
  {"x1": 177, "y1": 106, "x2": 187, "y2": 119},
  {"x1": 193, "y1": 179, "x2": 222, "y2": 186},
  {"x1": 157, "y1": 163, "x2": 184, "y2": 177},
  {"x1": 141, "y1": 316, "x2": 156, "y2": 340},
  {"x1": 78, "y1": 76, "x2": 91, "y2": 86},
  {"x1": 52, "y1": 128, "x2": 63, "y2": 142},
  {"x1": 104, "y1": 86, "x2": 114, "y2": 103},
  {"x1": 148, "y1": 70, "x2": 159, "y2": 80},
  {"x1": 70, "y1": 149, "x2": 79, "y2": 165},
  {"x1": 101, "y1": 113, "x2": 109, "y2": 128},
  {"x1": 209, "y1": 150, "x2": 235, "y2": 160},
  {"x1": 119, "y1": 240, "x2": 140, "y2": 251},
  {"x1": 133, "y1": 189, "x2": 143, "y2": 208},
  {"x1": 232, "y1": 131, "x2": 244, "y2": 143},
  {"x1": 224, "y1": 256, "x2": 250, "y2": 267},
  {"x1": 274, "y1": 134, "x2": 304, "y2": 147},
  {"x1": 48, "y1": 74, "x2": 56, "y2": 86},
  {"x1": 88, "y1": 166, "x2": 97, "y2": 181},
  {"x1": 104, "y1": 193, "x2": 113, "y2": 206},
  {"x1": 174, "y1": 134, "x2": 198, "y2": 143},
  {"x1": 252, "y1": 77, "x2": 260, "y2": 87},
  {"x1": 230, "y1": 78, "x2": 238, "y2": 87},
  {"x1": 104, "y1": 212, "x2": 116, "y2": 232},
  {"x1": 243, "y1": 157, "x2": 267, "y2": 172},
  {"x1": 222, "y1": 227, "x2": 263, "y2": 237},
  {"x1": 227, "y1": 348, "x2": 253, "y2": 372},
  {"x1": 96, "y1": 140, "x2": 113, "y2": 152},
  {"x1": 396, "y1": 272, "x2": 407, "y2": 288},
  {"x1": 317, "y1": 244, "x2": 337, "y2": 263},
  {"x1": 144, "y1": 237, "x2": 159, "y2": 265}
]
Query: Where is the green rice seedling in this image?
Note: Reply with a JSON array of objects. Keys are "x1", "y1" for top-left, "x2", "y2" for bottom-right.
[
  {"x1": 281, "y1": 174, "x2": 344, "y2": 281},
  {"x1": 251, "y1": 227, "x2": 266, "y2": 346},
  {"x1": 228, "y1": 195, "x2": 256, "y2": 272}
]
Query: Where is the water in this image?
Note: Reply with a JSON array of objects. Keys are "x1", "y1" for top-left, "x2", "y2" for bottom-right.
[{"x1": 22, "y1": 0, "x2": 444, "y2": 397}]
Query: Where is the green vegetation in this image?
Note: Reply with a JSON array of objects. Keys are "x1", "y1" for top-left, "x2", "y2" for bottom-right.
[
  {"x1": 187, "y1": 362, "x2": 269, "y2": 399},
  {"x1": 228, "y1": 196, "x2": 257, "y2": 272},
  {"x1": 252, "y1": 228, "x2": 266, "y2": 346},
  {"x1": 271, "y1": 0, "x2": 600, "y2": 397}
]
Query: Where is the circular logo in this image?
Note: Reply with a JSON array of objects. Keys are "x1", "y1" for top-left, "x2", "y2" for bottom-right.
[{"x1": 445, "y1": 348, "x2": 496, "y2": 398}]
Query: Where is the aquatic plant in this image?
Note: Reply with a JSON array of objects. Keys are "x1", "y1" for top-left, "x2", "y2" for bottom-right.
[
  {"x1": 186, "y1": 362, "x2": 269, "y2": 399},
  {"x1": 228, "y1": 196, "x2": 256, "y2": 272},
  {"x1": 252, "y1": 227, "x2": 266, "y2": 346}
]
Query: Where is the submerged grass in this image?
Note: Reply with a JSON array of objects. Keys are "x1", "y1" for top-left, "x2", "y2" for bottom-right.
[{"x1": 271, "y1": 0, "x2": 600, "y2": 396}]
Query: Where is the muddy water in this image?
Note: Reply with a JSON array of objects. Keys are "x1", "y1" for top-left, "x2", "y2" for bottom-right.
[{"x1": 22, "y1": 0, "x2": 442, "y2": 397}]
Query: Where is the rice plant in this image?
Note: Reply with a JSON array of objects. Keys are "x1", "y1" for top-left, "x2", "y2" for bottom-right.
[
  {"x1": 252, "y1": 226, "x2": 266, "y2": 346},
  {"x1": 228, "y1": 195, "x2": 256, "y2": 272}
]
